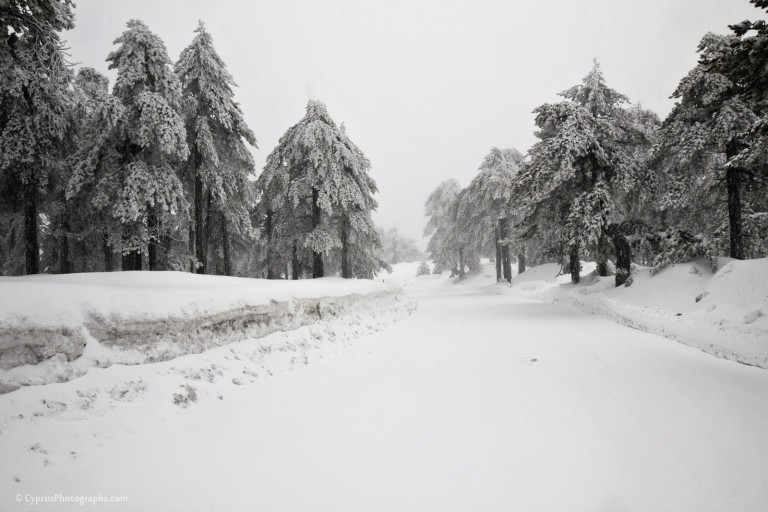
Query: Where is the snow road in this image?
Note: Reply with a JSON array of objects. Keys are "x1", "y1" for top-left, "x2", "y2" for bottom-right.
[{"x1": 4, "y1": 279, "x2": 768, "y2": 511}]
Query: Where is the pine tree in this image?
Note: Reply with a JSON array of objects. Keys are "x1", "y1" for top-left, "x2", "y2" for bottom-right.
[
  {"x1": 0, "y1": 0, "x2": 75, "y2": 275},
  {"x1": 424, "y1": 179, "x2": 464, "y2": 277},
  {"x1": 257, "y1": 101, "x2": 383, "y2": 278},
  {"x1": 176, "y1": 21, "x2": 257, "y2": 276},
  {"x1": 458, "y1": 148, "x2": 524, "y2": 282},
  {"x1": 655, "y1": 33, "x2": 759, "y2": 262},
  {"x1": 68, "y1": 20, "x2": 189, "y2": 271},
  {"x1": 522, "y1": 61, "x2": 655, "y2": 285}
]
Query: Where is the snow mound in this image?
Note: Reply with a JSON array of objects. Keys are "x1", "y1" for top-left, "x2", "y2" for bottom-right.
[
  {"x1": 0, "y1": 272, "x2": 411, "y2": 392},
  {"x1": 506, "y1": 258, "x2": 768, "y2": 368}
]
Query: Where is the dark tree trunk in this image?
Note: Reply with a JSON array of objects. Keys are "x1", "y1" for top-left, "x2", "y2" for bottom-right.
[
  {"x1": 499, "y1": 217, "x2": 511, "y2": 283},
  {"x1": 103, "y1": 235, "x2": 113, "y2": 272},
  {"x1": 194, "y1": 173, "x2": 205, "y2": 273},
  {"x1": 188, "y1": 224, "x2": 195, "y2": 273},
  {"x1": 266, "y1": 210, "x2": 276, "y2": 279},
  {"x1": 726, "y1": 167, "x2": 744, "y2": 260},
  {"x1": 517, "y1": 246, "x2": 526, "y2": 275},
  {"x1": 222, "y1": 215, "x2": 232, "y2": 276},
  {"x1": 147, "y1": 209, "x2": 158, "y2": 271},
  {"x1": 608, "y1": 226, "x2": 631, "y2": 287},
  {"x1": 495, "y1": 225, "x2": 502, "y2": 282},
  {"x1": 458, "y1": 248, "x2": 465, "y2": 279},
  {"x1": 596, "y1": 236, "x2": 609, "y2": 277},
  {"x1": 23, "y1": 175, "x2": 39, "y2": 275},
  {"x1": 292, "y1": 241, "x2": 300, "y2": 280},
  {"x1": 725, "y1": 139, "x2": 746, "y2": 260},
  {"x1": 341, "y1": 215, "x2": 350, "y2": 278},
  {"x1": 59, "y1": 213, "x2": 72, "y2": 274},
  {"x1": 311, "y1": 188, "x2": 324, "y2": 278},
  {"x1": 569, "y1": 243, "x2": 580, "y2": 285},
  {"x1": 122, "y1": 249, "x2": 142, "y2": 271}
]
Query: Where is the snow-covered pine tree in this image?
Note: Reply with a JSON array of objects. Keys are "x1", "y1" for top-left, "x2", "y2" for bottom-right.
[
  {"x1": 0, "y1": 0, "x2": 75, "y2": 275},
  {"x1": 68, "y1": 20, "x2": 189, "y2": 271},
  {"x1": 654, "y1": 33, "x2": 760, "y2": 263},
  {"x1": 257, "y1": 101, "x2": 383, "y2": 278},
  {"x1": 424, "y1": 179, "x2": 464, "y2": 277},
  {"x1": 176, "y1": 21, "x2": 258, "y2": 276},
  {"x1": 458, "y1": 148, "x2": 524, "y2": 282},
  {"x1": 522, "y1": 61, "x2": 655, "y2": 285}
]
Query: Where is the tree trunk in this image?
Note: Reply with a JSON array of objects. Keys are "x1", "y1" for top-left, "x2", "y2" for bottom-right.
[
  {"x1": 292, "y1": 241, "x2": 300, "y2": 280},
  {"x1": 311, "y1": 188, "x2": 324, "y2": 278},
  {"x1": 103, "y1": 235, "x2": 113, "y2": 272},
  {"x1": 59, "y1": 213, "x2": 72, "y2": 274},
  {"x1": 517, "y1": 246, "x2": 526, "y2": 275},
  {"x1": 266, "y1": 210, "x2": 276, "y2": 279},
  {"x1": 495, "y1": 225, "x2": 502, "y2": 282},
  {"x1": 499, "y1": 217, "x2": 511, "y2": 283},
  {"x1": 596, "y1": 236, "x2": 609, "y2": 277},
  {"x1": 608, "y1": 226, "x2": 631, "y2": 287},
  {"x1": 122, "y1": 249, "x2": 142, "y2": 271},
  {"x1": 222, "y1": 215, "x2": 232, "y2": 276},
  {"x1": 569, "y1": 243, "x2": 580, "y2": 285},
  {"x1": 458, "y1": 248, "x2": 465, "y2": 279},
  {"x1": 194, "y1": 174, "x2": 207, "y2": 274},
  {"x1": 23, "y1": 175, "x2": 39, "y2": 275},
  {"x1": 341, "y1": 215, "x2": 350, "y2": 278},
  {"x1": 726, "y1": 166, "x2": 744, "y2": 260},
  {"x1": 147, "y1": 209, "x2": 158, "y2": 271},
  {"x1": 188, "y1": 223, "x2": 195, "y2": 273}
]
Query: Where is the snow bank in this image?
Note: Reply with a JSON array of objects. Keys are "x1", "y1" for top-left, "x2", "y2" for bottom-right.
[
  {"x1": 0, "y1": 272, "x2": 412, "y2": 392},
  {"x1": 506, "y1": 258, "x2": 768, "y2": 368}
]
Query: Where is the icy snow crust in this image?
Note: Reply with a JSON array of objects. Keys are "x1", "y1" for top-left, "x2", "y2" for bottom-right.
[{"x1": 0, "y1": 272, "x2": 411, "y2": 391}]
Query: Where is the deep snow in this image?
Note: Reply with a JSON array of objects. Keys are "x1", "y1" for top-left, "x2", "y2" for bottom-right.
[{"x1": 1, "y1": 262, "x2": 767, "y2": 511}]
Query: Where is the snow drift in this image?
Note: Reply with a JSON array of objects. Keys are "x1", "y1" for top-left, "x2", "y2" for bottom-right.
[
  {"x1": 504, "y1": 258, "x2": 768, "y2": 368},
  {"x1": 0, "y1": 272, "x2": 413, "y2": 392}
]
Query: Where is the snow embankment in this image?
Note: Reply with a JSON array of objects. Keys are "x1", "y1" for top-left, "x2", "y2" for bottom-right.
[
  {"x1": 506, "y1": 259, "x2": 768, "y2": 368},
  {"x1": 0, "y1": 272, "x2": 414, "y2": 392}
]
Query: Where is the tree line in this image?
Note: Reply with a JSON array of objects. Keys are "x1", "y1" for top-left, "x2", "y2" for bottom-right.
[
  {"x1": 0, "y1": 1, "x2": 386, "y2": 279},
  {"x1": 425, "y1": 0, "x2": 768, "y2": 286}
]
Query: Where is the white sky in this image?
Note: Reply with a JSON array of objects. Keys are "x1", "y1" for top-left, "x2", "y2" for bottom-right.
[{"x1": 66, "y1": 0, "x2": 764, "y2": 247}]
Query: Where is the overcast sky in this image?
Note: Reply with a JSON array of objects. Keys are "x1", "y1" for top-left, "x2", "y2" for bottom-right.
[{"x1": 65, "y1": 0, "x2": 763, "y2": 247}]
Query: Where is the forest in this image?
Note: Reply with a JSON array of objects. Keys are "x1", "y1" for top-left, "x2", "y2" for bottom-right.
[{"x1": 2, "y1": 0, "x2": 768, "y2": 285}]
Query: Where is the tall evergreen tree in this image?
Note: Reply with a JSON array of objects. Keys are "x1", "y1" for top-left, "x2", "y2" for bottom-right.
[
  {"x1": 0, "y1": 0, "x2": 75, "y2": 275},
  {"x1": 523, "y1": 61, "x2": 654, "y2": 285},
  {"x1": 424, "y1": 179, "x2": 463, "y2": 276},
  {"x1": 257, "y1": 101, "x2": 382, "y2": 278},
  {"x1": 68, "y1": 20, "x2": 189, "y2": 271},
  {"x1": 176, "y1": 21, "x2": 258, "y2": 276},
  {"x1": 655, "y1": 33, "x2": 759, "y2": 262}
]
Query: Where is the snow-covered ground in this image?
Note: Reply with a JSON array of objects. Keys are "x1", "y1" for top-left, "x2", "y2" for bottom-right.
[
  {"x1": 1, "y1": 263, "x2": 767, "y2": 511},
  {"x1": 493, "y1": 258, "x2": 768, "y2": 369}
]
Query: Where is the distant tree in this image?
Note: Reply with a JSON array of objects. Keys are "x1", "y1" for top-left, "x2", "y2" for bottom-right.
[
  {"x1": 424, "y1": 179, "x2": 465, "y2": 277},
  {"x1": 68, "y1": 20, "x2": 189, "y2": 271},
  {"x1": 377, "y1": 226, "x2": 423, "y2": 264},
  {"x1": 416, "y1": 260, "x2": 430, "y2": 276},
  {"x1": 176, "y1": 21, "x2": 257, "y2": 276},
  {"x1": 257, "y1": 101, "x2": 383, "y2": 278},
  {"x1": 0, "y1": 0, "x2": 75, "y2": 275},
  {"x1": 458, "y1": 147, "x2": 524, "y2": 282}
]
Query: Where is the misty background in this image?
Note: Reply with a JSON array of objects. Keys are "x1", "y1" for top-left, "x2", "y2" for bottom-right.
[{"x1": 66, "y1": 0, "x2": 761, "y2": 248}]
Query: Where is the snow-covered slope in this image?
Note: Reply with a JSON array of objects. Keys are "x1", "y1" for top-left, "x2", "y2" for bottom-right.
[
  {"x1": 0, "y1": 272, "x2": 411, "y2": 391},
  {"x1": 502, "y1": 258, "x2": 768, "y2": 368}
]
